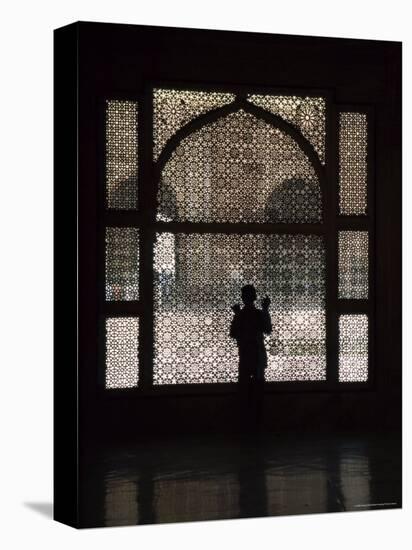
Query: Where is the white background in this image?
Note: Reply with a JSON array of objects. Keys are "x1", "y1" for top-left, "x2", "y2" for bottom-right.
[{"x1": 0, "y1": 0, "x2": 409, "y2": 548}]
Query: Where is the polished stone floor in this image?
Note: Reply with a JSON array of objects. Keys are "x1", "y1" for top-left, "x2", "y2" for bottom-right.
[{"x1": 79, "y1": 432, "x2": 401, "y2": 528}]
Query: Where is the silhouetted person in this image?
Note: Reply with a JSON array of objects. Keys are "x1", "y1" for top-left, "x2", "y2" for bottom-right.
[{"x1": 230, "y1": 285, "x2": 272, "y2": 431}]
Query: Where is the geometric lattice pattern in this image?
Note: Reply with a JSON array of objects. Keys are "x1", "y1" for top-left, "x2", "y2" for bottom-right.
[
  {"x1": 106, "y1": 100, "x2": 138, "y2": 209},
  {"x1": 339, "y1": 112, "x2": 368, "y2": 215},
  {"x1": 105, "y1": 227, "x2": 139, "y2": 301},
  {"x1": 338, "y1": 231, "x2": 368, "y2": 299},
  {"x1": 248, "y1": 94, "x2": 326, "y2": 163},
  {"x1": 339, "y1": 315, "x2": 368, "y2": 382},
  {"x1": 105, "y1": 317, "x2": 139, "y2": 388},
  {"x1": 159, "y1": 110, "x2": 322, "y2": 223},
  {"x1": 153, "y1": 88, "x2": 235, "y2": 159},
  {"x1": 153, "y1": 233, "x2": 326, "y2": 384},
  {"x1": 102, "y1": 91, "x2": 371, "y2": 388}
]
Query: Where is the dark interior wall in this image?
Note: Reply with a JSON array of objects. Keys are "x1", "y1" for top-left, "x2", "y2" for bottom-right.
[
  {"x1": 76, "y1": 22, "x2": 401, "y2": 443},
  {"x1": 93, "y1": 390, "x2": 398, "y2": 443}
]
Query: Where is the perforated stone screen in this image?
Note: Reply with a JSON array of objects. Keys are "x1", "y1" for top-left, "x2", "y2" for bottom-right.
[
  {"x1": 339, "y1": 314, "x2": 368, "y2": 382},
  {"x1": 248, "y1": 94, "x2": 326, "y2": 163},
  {"x1": 106, "y1": 227, "x2": 139, "y2": 301},
  {"x1": 339, "y1": 112, "x2": 368, "y2": 215},
  {"x1": 106, "y1": 317, "x2": 139, "y2": 389},
  {"x1": 105, "y1": 100, "x2": 138, "y2": 209},
  {"x1": 153, "y1": 233, "x2": 326, "y2": 384},
  {"x1": 158, "y1": 109, "x2": 322, "y2": 224},
  {"x1": 338, "y1": 231, "x2": 368, "y2": 299},
  {"x1": 102, "y1": 88, "x2": 372, "y2": 390},
  {"x1": 153, "y1": 88, "x2": 235, "y2": 159}
]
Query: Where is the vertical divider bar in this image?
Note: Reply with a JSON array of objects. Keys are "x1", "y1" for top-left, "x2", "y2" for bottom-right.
[
  {"x1": 325, "y1": 99, "x2": 339, "y2": 385},
  {"x1": 367, "y1": 106, "x2": 376, "y2": 387},
  {"x1": 97, "y1": 99, "x2": 108, "y2": 389},
  {"x1": 139, "y1": 86, "x2": 155, "y2": 389}
]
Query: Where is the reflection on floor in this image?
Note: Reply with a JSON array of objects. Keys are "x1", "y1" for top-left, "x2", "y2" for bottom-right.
[{"x1": 79, "y1": 433, "x2": 401, "y2": 528}]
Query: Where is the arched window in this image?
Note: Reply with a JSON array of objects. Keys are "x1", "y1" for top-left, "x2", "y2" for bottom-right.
[
  {"x1": 102, "y1": 88, "x2": 372, "y2": 391},
  {"x1": 154, "y1": 102, "x2": 326, "y2": 384},
  {"x1": 158, "y1": 108, "x2": 322, "y2": 223}
]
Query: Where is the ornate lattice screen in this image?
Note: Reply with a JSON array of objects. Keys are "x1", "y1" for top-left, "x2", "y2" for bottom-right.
[
  {"x1": 338, "y1": 231, "x2": 368, "y2": 299},
  {"x1": 339, "y1": 112, "x2": 368, "y2": 215},
  {"x1": 102, "y1": 87, "x2": 373, "y2": 390},
  {"x1": 336, "y1": 110, "x2": 370, "y2": 383},
  {"x1": 153, "y1": 89, "x2": 235, "y2": 159},
  {"x1": 339, "y1": 315, "x2": 368, "y2": 382},
  {"x1": 154, "y1": 233, "x2": 326, "y2": 384},
  {"x1": 106, "y1": 317, "x2": 139, "y2": 388},
  {"x1": 106, "y1": 227, "x2": 139, "y2": 301},
  {"x1": 248, "y1": 94, "x2": 326, "y2": 163},
  {"x1": 158, "y1": 110, "x2": 322, "y2": 223},
  {"x1": 105, "y1": 99, "x2": 138, "y2": 210}
]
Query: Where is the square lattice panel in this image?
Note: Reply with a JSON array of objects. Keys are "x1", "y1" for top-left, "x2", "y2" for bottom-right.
[{"x1": 153, "y1": 233, "x2": 326, "y2": 384}]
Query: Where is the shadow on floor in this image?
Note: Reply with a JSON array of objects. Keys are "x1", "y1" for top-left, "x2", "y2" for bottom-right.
[{"x1": 24, "y1": 502, "x2": 53, "y2": 519}]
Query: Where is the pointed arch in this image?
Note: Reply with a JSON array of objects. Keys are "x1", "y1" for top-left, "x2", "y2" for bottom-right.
[
  {"x1": 155, "y1": 98, "x2": 325, "y2": 224},
  {"x1": 154, "y1": 97, "x2": 326, "y2": 198}
]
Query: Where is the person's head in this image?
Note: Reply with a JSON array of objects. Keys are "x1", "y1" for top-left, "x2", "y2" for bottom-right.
[{"x1": 241, "y1": 284, "x2": 257, "y2": 305}]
